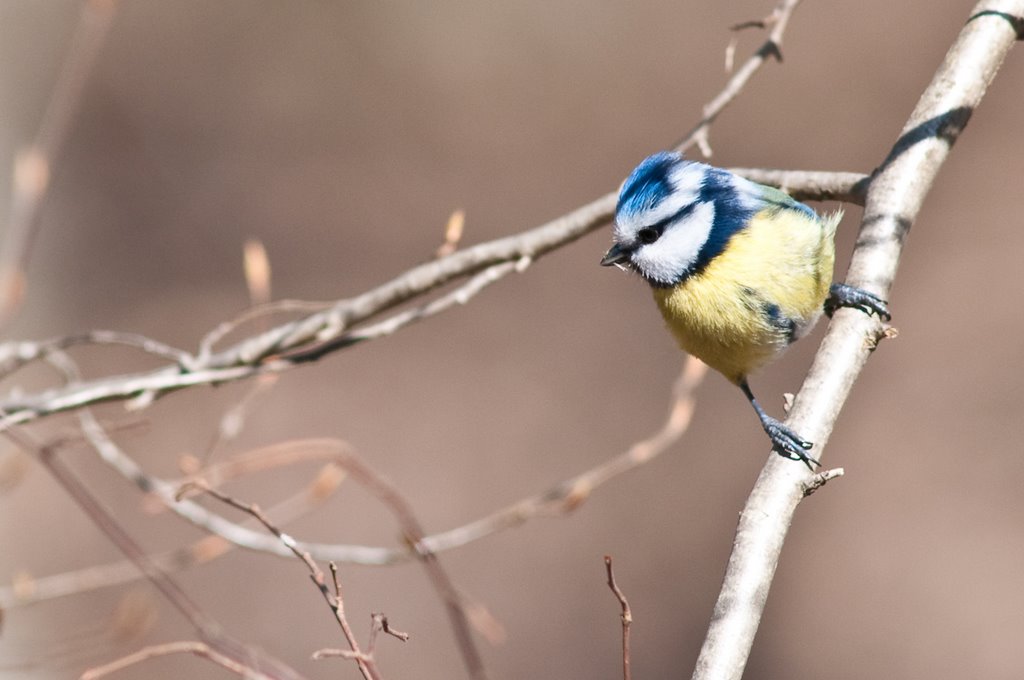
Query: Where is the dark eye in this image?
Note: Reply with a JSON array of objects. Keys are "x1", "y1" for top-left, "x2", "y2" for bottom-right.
[{"x1": 637, "y1": 227, "x2": 659, "y2": 244}]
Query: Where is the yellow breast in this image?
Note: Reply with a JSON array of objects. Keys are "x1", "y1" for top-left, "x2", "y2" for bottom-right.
[{"x1": 653, "y1": 209, "x2": 838, "y2": 383}]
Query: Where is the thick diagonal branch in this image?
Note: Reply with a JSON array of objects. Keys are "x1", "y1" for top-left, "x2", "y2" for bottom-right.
[{"x1": 692, "y1": 4, "x2": 1024, "y2": 680}]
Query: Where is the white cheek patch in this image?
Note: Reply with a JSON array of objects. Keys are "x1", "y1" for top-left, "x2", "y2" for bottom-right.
[{"x1": 632, "y1": 201, "x2": 716, "y2": 285}]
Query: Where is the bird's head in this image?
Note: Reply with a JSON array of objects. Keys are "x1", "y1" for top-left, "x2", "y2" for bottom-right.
[{"x1": 601, "y1": 151, "x2": 763, "y2": 287}]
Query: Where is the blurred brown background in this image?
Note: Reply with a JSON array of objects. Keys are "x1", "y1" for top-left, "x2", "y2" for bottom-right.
[{"x1": 2, "y1": 2, "x2": 1023, "y2": 679}]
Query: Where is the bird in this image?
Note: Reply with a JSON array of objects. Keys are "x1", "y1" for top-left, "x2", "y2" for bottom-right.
[{"x1": 601, "y1": 151, "x2": 889, "y2": 467}]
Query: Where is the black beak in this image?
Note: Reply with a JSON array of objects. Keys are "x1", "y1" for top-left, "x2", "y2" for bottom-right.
[{"x1": 600, "y1": 243, "x2": 630, "y2": 267}]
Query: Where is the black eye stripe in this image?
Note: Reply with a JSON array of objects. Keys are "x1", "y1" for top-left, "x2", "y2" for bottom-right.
[{"x1": 637, "y1": 201, "x2": 698, "y2": 244}]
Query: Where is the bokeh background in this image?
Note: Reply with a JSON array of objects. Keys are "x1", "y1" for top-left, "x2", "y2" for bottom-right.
[{"x1": 1, "y1": 2, "x2": 1023, "y2": 679}]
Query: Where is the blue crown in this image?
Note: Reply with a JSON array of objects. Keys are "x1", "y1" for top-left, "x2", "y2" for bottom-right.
[{"x1": 616, "y1": 151, "x2": 681, "y2": 220}]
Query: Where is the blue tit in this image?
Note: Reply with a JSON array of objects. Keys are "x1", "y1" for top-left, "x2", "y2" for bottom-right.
[{"x1": 601, "y1": 151, "x2": 889, "y2": 467}]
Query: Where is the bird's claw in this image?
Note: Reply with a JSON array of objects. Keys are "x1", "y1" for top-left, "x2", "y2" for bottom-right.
[
  {"x1": 826, "y1": 283, "x2": 891, "y2": 321},
  {"x1": 762, "y1": 416, "x2": 820, "y2": 469}
]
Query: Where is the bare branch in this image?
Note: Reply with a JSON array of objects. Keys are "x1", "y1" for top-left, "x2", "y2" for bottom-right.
[
  {"x1": 672, "y1": 0, "x2": 803, "y2": 155},
  {"x1": 604, "y1": 556, "x2": 632, "y2": 680},
  {"x1": 311, "y1": 648, "x2": 370, "y2": 662},
  {"x1": 725, "y1": 169, "x2": 870, "y2": 204},
  {"x1": 0, "y1": 465, "x2": 333, "y2": 609},
  {"x1": 0, "y1": 430, "x2": 352, "y2": 610},
  {"x1": 422, "y1": 357, "x2": 707, "y2": 553},
  {"x1": 363, "y1": 613, "x2": 410, "y2": 661},
  {"x1": 0, "y1": 170, "x2": 844, "y2": 428},
  {"x1": 79, "y1": 640, "x2": 274, "y2": 680},
  {"x1": 0, "y1": 0, "x2": 117, "y2": 330},
  {"x1": 0, "y1": 331, "x2": 192, "y2": 380},
  {"x1": 197, "y1": 299, "x2": 332, "y2": 360},
  {"x1": 3, "y1": 357, "x2": 707, "y2": 611},
  {"x1": 0, "y1": 192, "x2": 612, "y2": 428},
  {"x1": 325, "y1": 564, "x2": 382, "y2": 680},
  {"x1": 282, "y1": 260, "x2": 523, "y2": 361},
  {"x1": 199, "y1": 374, "x2": 280, "y2": 463},
  {"x1": 692, "y1": 4, "x2": 1024, "y2": 679},
  {"x1": 324, "y1": 453, "x2": 489, "y2": 680},
  {"x1": 0, "y1": 0, "x2": 835, "y2": 432},
  {"x1": 377, "y1": 615, "x2": 410, "y2": 643},
  {"x1": 182, "y1": 482, "x2": 380, "y2": 680},
  {"x1": 6, "y1": 426, "x2": 308, "y2": 680},
  {"x1": 801, "y1": 467, "x2": 845, "y2": 497}
]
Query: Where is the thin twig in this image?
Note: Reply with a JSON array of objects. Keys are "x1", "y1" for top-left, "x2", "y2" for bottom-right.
[
  {"x1": 21, "y1": 354, "x2": 306, "y2": 679},
  {"x1": 6, "y1": 427, "x2": 307, "y2": 680},
  {"x1": 0, "y1": 163, "x2": 858, "y2": 428},
  {"x1": 326, "y1": 564, "x2": 381, "y2": 680},
  {"x1": 357, "y1": 613, "x2": 410, "y2": 662},
  {"x1": 0, "y1": 0, "x2": 848, "y2": 432},
  {"x1": 427, "y1": 357, "x2": 706, "y2": 551},
  {"x1": 691, "y1": 4, "x2": 1024, "y2": 679},
  {"x1": 801, "y1": 467, "x2": 844, "y2": 497},
  {"x1": 3, "y1": 357, "x2": 707, "y2": 612},
  {"x1": 0, "y1": 0, "x2": 117, "y2": 330},
  {"x1": 176, "y1": 357, "x2": 701, "y2": 567},
  {"x1": 197, "y1": 299, "x2": 333, "y2": 361},
  {"x1": 672, "y1": 0, "x2": 803, "y2": 155},
  {"x1": 3, "y1": 356, "x2": 704, "y2": 627},
  {"x1": 0, "y1": 460, "x2": 336, "y2": 608},
  {"x1": 282, "y1": 260, "x2": 524, "y2": 360},
  {"x1": 199, "y1": 374, "x2": 279, "y2": 463},
  {"x1": 604, "y1": 556, "x2": 632, "y2": 680},
  {"x1": 181, "y1": 482, "x2": 381, "y2": 680},
  {"x1": 377, "y1": 614, "x2": 410, "y2": 643},
  {"x1": 730, "y1": 3, "x2": 785, "y2": 32},
  {"x1": 311, "y1": 648, "x2": 371, "y2": 662},
  {"x1": 0, "y1": 331, "x2": 192, "y2": 380},
  {"x1": 725, "y1": 169, "x2": 870, "y2": 204},
  {"x1": 80, "y1": 640, "x2": 273, "y2": 680},
  {"x1": 323, "y1": 454, "x2": 489, "y2": 680}
]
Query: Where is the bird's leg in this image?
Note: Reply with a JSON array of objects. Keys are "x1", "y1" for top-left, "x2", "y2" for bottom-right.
[
  {"x1": 825, "y1": 282, "x2": 891, "y2": 320},
  {"x1": 739, "y1": 379, "x2": 819, "y2": 469}
]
